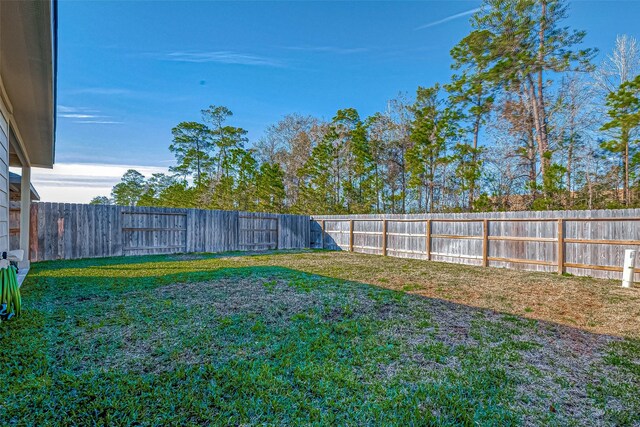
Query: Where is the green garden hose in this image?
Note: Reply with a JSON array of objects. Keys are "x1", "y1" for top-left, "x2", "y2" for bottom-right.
[{"x1": 0, "y1": 266, "x2": 21, "y2": 320}]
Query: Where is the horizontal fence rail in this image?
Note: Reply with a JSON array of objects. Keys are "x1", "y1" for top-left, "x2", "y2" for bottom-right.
[
  {"x1": 311, "y1": 209, "x2": 640, "y2": 281},
  {"x1": 30, "y1": 203, "x2": 310, "y2": 262}
]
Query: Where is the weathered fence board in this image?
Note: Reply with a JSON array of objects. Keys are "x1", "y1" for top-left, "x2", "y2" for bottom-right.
[
  {"x1": 278, "y1": 214, "x2": 311, "y2": 250},
  {"x1": 121, "y1": 208, "x2": 188, "y2": 256},
  {"x1": 311, "y1": 209, "x2": 640, "y2": 280},
  {"x1": 30, "y1": 203, "x2": 310, "y2": 261},
  {"x1": 239, "y1": 212, "x2": 278, "y2": 251}
]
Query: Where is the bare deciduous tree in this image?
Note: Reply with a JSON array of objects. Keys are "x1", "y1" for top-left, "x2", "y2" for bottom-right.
[{"x1": 594, "y1": 34, "x2": 640, "y2": 93}]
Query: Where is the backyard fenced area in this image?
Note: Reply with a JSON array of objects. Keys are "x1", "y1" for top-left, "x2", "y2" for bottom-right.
[
  {"x1": 312, "y1": 209, "x2": 640, "y2": 280},
  {"x1": 7, "y1": 207, "x2": 640, "y2": 425},
  {"x1": 3, "y1": 250, "x2": 639, "y2": 425}
]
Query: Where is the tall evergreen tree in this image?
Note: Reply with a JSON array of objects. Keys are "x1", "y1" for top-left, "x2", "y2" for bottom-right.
[
  {"x1": 169, "y1": 122, "x2": 213, "y2": 187},
  {"x1": 471, "y1": 0, "x2": 595, "y2": 194},
  {"x1": 257, "y1": 162, "x2": 286, "y2": 212},
  {"x1": 297, "y1": 138, "x2": 342, "y2": 214},
  {"x1": 448, "y1": 29, "x2": 495, "y2": 210},
  {"x1": 111, "y1": 169, "x2": 146, "y2": 206},
  {"x1": 601, "y1": 75, "x2": 640, "y2": 204},
  {"x1": 202, "y1": 105, "x2": 249, "y2": 179},
  {"x1": 332, "y1": 109, "x2": 376, "y2": 213},
  {"x1": 89, "y1": 196, "x2": 111, "y2": 205},
  {"x1": 234, "y1": 148, "x2": 259, "y2": 211},
  {"x1": 138, "y1": 173, "x2": 178, "y2": 207},
  {"x1": 407, "y1": 85, "x2": 459, "y2": 212}
]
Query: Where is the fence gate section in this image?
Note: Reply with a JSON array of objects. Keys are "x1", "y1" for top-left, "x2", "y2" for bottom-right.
[
  {"x1": 238, "y1": 214, "x2": 278, "y2": 251},
  {"x1": 121, "y1": 210, "x2": 187, "y2": 255}
]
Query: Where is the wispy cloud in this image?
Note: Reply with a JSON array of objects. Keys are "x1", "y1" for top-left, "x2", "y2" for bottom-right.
[
  {"x1": 57, "y1": 105, "x2": 123, "y2": 125},
  {"x1": 59, "y1": 105, "x2": 90, "y2": 114},
  {"x1": 31, "y1": 175, "x2": 121, "y2": 188},
  {"x1": 281, "y1": 46, "x2": 369, "y2": 55},
  {"x1": 415, "y1": 7, "x2": 480, "y2": 30},
  {"x1": 58, "y1": 105, "x2": 99, "y2": 114},
  {"x1": 163, "y1": 51, "x2": 283, "y2": 67},
  {"x1": 60, "y1": 114, "x2": 99, "y2": 119}
]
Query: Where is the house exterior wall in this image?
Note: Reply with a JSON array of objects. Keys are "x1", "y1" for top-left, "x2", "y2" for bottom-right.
[{"x1": 0, "y1": 103, "x2": 9, "y2": 254}]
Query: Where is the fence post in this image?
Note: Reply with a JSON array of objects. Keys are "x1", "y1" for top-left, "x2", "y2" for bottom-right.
[
  {"x1": 426, "y1": 219, "x2": 431, "y2": 261},
  {"x1": 29, "y1": 203, "x2": 39, "y2": 262},
  {"x1": 349, "y1": 220, "x2": 354, "y2": 252},
  {"x1": 557, "y1": 219, "x2": 564, "y2": 275},
  {"x1": 482, "y1": 219, "x2": 489, "y2": 267},
  {"x1": 320, "y1": 220, "x2": 325, "y2": 249},
  {"x1": 382, "y1": 219, "x2": 388, "y2": 256}
]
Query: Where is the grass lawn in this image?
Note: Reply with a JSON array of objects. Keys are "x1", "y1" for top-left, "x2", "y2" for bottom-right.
[{"x1": 2, "y1": 250, "x2": 639, "y2": 425}]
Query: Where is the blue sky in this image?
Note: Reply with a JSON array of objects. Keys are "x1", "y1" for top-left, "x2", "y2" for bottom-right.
[{"x1": 33, "y1": 0, "x2": 640, "y2": 202}]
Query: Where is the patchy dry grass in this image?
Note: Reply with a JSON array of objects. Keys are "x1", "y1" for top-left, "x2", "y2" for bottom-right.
[
  {"x1": 229, "y1": 250, "x2": 640, "y2": 338},
  {"x1": 1, "y1": 250, "x2": 639, "y2": 425}
]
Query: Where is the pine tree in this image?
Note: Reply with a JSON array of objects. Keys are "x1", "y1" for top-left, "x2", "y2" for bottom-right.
[
  {"x1": 234, "y1": 148, "x2": 258, "y2": 211},
  {"x1": 138, "y1": 173, "x2": 181, "y2": 207},
  {"x1": 201, "y1": 105, "x2": 249, "y2": 179},
  {"x1": 169, "y1": 122, "x2": 213, "y2": 187},
  {"x1": 297, "y1": 138, "x2": 341, "y2": 214},
  {"x1": 89, "y1": 196, "x2": 111, "y2": 205},
  {"x1": 157, "y1": 180, "x2": 200, "y2": 208},
  {"x1": 407, "y1": 85, "x2": 459, "y2": 212},
  {"x1": 257, "y1": 163, "x2": 286, "y2": 212},
  {"x1": 331, "y1": 109, "x2": 376, "y2": 213},
  {"x1": 601, "y1": 75, "x2": 640, "y2": 205},
  {"x1": 111, "y1": 170, "x2": 147, "y2": 206},
  {"x1": 448, "y1": 29, "x2": 494, "y2": 210},
  {"x1": 472, "y1": 0, "x2": 595, "y2": 194}
]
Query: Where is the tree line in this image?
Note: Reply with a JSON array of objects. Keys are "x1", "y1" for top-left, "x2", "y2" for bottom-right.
[{"x1": 91, "y1": 0, "x2": 640, "y2": 214}]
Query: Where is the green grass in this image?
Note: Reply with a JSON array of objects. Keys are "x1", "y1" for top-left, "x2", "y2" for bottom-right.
[{"x1": 1, "y1": 251, "x2": 638, "y2": 426}]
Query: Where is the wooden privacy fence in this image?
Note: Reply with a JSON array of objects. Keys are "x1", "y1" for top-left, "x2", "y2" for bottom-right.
[
  {"x1": 28, "y1": 203, "x2": 640, "y2": 280},
  {"x1": 311, "y1": 210, "x2": 640, "y2": 280},
  {"x1": 30, "y1": 203, "x2": 310, "y2": 261}
]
